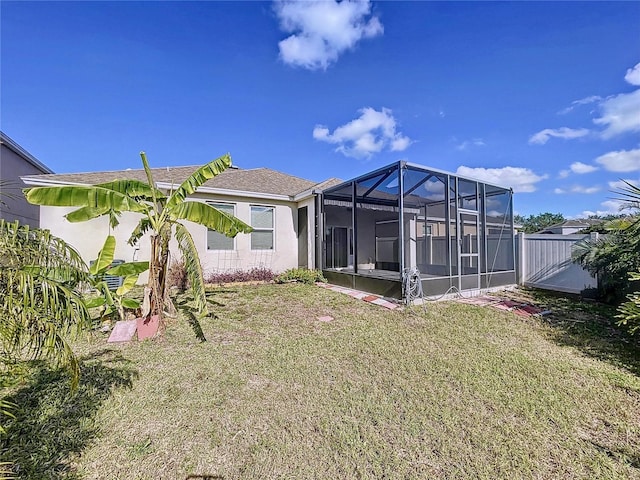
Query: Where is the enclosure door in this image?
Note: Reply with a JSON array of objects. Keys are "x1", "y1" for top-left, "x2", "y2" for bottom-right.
[
  {"x1": 328, "y1": 227, "x2": 352, "y2": 268},
  {"x1": 458, "y1": 211, "x2": 480, "y2": 290}
]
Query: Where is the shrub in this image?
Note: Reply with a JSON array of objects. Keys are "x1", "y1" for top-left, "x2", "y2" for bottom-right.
[
  {"x1": 275, "y1": 268, "x2": 326, "y2": 285},
  {"x1": 206, "y1": 267, "x2": 275, "y2": 285},
  {"x1": 616, "y1": 272, "x2": 640, "y2": 335},
  {"x1": 167, "y1": 259, "x2": 189, "y2": 291}
]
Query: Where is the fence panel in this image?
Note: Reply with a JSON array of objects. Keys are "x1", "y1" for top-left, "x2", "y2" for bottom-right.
[{"x1": 518, "y1": 233, "x2": 597, "y2": 294}]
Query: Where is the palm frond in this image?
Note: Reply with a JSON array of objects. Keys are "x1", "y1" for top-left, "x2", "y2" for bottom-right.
[
  {"x1": 165, "y1": 154, "x2": 232, "y2": 209},
  {"x1": 0, "y1": 220, "x2": 90, "y2": 388},
  {"x1": 174, "y1": 223, "x2": 207, "y2": 316}
]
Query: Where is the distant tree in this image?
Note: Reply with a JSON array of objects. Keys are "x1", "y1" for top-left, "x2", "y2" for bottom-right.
[{"x1": 514, "y1": 212, "x2": 565, "y2": 234}]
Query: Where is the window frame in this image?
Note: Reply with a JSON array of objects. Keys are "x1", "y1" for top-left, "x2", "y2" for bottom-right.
[
  {"x1": 205, "y1": 201, "x2": 237, "y2": 251},
  {"x1": 250, "y1": 204, "x2": 275, "y2": 251}
]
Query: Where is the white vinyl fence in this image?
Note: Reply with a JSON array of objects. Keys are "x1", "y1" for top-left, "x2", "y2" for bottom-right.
[{"x1": 517, "y1": 232, "x2": 598, "y2": 294}]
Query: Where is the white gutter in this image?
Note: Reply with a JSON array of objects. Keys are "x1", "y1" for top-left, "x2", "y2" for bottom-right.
[
  {"x1": 21, "y1": 177, "x2": 87, "y2": 187},
  {"x1": 22, "y1": 178, "x2": 300, "y2": 203},
  {"x1": 155, "y1": 182, "x2": 293, "y2": 202}
]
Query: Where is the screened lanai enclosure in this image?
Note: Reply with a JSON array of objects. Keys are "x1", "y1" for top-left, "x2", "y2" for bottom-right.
[{"x1": 319, "y1": 161, "x2": 516, "y2": 299}]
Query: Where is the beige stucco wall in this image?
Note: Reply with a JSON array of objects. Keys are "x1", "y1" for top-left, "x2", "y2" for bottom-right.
[
  {"x1": 39, "y1": 206, "x2": 155, "y2": 282},
  {"x1": 188, "y1": 193, "x2": 301, "y2": 276},
  {"x1": 38, "y1": 191, "x2": 317, "y2": 282}
]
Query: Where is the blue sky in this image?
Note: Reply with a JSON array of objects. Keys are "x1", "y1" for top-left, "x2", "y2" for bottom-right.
[{"x1": 1, "y1": 1, "x2": 639, "y2": 217}]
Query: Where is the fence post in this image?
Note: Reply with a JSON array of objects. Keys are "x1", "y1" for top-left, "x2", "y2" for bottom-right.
[
  {"x1": 517, "y1": 232, "x2": 526, "y2": 285},
  {"x1": 590, "y1": 231, "x2": 599, "y2": 288}
]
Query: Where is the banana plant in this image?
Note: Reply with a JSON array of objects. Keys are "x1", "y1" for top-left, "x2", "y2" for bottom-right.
[
  {"x1": 25, "y1": 153, "x2": 253, "y2": 323},
  {"x1": 84, "y1": 236, "x2": 148, "y2": 322}
]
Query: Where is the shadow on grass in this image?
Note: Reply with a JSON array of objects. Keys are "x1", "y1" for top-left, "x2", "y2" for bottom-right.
[
  {"x1": 173, "y1": 289, "x2": 232, "y2": 343},
  {"x1": 0, "y1": 349, "x2": 137, "y2": 480},
  {"x1": 521, "y1": 288, "x2": 640, "y2": 378}
]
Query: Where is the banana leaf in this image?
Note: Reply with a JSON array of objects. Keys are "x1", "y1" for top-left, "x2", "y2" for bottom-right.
[
  {"x1": 121, "y1": 297, "x2": 141, "y2": 309},
  {"x1": 107, "y1": 261, "x2": 149, "y2": 277},
  {"x1": 128, "y1": 218, "x2": 153, "y2": 246},
  {"x1": 175, "y1": 223, "x2": 207, "y2": 315},
  {"x1": 165, "y1": 154, "x2": 232, "y2": 209},
  {"x1": 96, "y1": 179, "x2": 166, "y2": 200},
  {"x1": 24, "y1": 185, "x2": 149, "y2": 215},
  {"x1": 115, "y1": 274, "x2": 140, "y2": 297},
  {"x1": 90, "y1": 236, "x2": 116, "y2": 275},
  {"x1": 169, "y1": 201, "x2": 252, "y2": 237}
]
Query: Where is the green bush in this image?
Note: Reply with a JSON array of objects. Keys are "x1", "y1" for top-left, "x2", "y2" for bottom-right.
[
  {"x1": 616, "y1": 272, "x2": 640, "y2": 335},
  {"x1": 275, "y1": 268, "x2": 326, "y2": 285}
]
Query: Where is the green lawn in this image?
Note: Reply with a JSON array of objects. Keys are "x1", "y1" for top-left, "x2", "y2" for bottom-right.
[{"x1": 3, "y1": 284, "x2": 640, "y2": 479}]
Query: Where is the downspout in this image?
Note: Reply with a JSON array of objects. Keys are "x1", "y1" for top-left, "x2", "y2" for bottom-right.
[
  {"x1": 352, "y1": 180, "x2": 358, "y2": 274},
  {"x1": 399, "y1": 162, "x2": 405, "y2": 276},
  {"x1": 315, "y1": 191, "x2": 324, "y2": 271}
]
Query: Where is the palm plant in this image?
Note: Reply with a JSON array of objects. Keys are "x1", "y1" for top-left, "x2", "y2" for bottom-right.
[
  {"x1": 0, "y1": 219, "x2": 90, "y2": 387},
  {"x1": 25, "y1": 153, "x2": 252, "y2": 322},
  {"x1": 573, "y1": 182, "x2": 640, "y2": 294}
]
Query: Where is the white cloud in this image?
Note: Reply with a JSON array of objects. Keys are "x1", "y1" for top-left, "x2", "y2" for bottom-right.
[
  {"x1": 558, "y1": 169, "x2": 570, "y2": 179},
  {"x1": 274, "y1": 0, "x2": 383, "y2": 70},
  {"x1": 570, "y1": 161, "x2": 598, "y2": 174},
  {"x1": 456, "y1": 138, "x2": 486, "y2": 151},
  {"x1": 558, "y1": 95, "x2": 602, "y2": 115},
  {"x1": 601, "y1": 199, "x2": 627, "y2": 214},
  {"x1": 313, "y1": 107, "x2": 412, "y2": 158},
  {"x1": 592, "y1": 89, "x2": 640, "y2": 139},
  {"x1": 570, "y1": 185, "x2": 601, "y2": 194},
  {"x1": 555, "y1": 185, "x2": 600, "y2": 194},
  {"x1": 455, "y1": 166, "x2": 547, "y2": 193},
  {"x1": 528, "y1": 127, "x2": 590, "y2": 145},
  {"x1": 576, "y1": 199, "x2": 629, "y2": 218},
  {"x1": 595, "y1": 148, "x2": 640, "y2": 172},
  {"x1": 624, "y1": 62, "x2": 640, "y2": 86}
]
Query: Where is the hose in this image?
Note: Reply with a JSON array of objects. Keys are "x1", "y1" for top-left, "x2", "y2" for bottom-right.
[{"x1": 402, "y1": 267, "x2": 424, "y2": 305}]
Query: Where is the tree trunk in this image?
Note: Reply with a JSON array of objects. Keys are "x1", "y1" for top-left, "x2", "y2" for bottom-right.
[
  {"x1": 146, "y1": 223, "x2": 174, "y2": 322},
  {"x1": 148, "y1": 234, "x2": 164, "y2": 318},
  {"x1": 157, "y1": 223, "x2": 176, "y2": 316}
]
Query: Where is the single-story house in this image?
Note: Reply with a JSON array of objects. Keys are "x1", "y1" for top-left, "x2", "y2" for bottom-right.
[
  {"x1": 1, "y1": 131, "x2": 54, "y2": 227},
  {"x1": 536, "y1": 219, "x2": 602, "y2": 235},
  {"x1": 22, "y1": 160, "x2": 516, "y2": 299}
]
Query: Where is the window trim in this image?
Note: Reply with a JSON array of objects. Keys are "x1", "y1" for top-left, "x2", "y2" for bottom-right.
[
  {"x1": 250, "y1": 204, "x2": 275, "y2": 251},
  {"x1": 206, "y1": 201, "x2": 237, "y2": 251}
]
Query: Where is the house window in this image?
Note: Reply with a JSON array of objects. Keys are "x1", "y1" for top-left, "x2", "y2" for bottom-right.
[
  {"x1": 207, "y1": 203, "x2": 235, "y2": 250},
  {"x1": 251, "y1": 205, "x2": 274, "y2": 250}
]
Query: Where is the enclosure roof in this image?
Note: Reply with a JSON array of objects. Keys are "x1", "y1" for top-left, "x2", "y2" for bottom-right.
[
  {"x1": 321, "y1": 161, "x2": 512, "y2": 194},
  {"x1": 22, "y1": 165, "x2": 334, "y2": 199}
]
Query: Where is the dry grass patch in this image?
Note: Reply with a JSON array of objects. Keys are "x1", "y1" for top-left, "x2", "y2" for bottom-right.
[{"x1": 2, "y1": 284, "x2": 639, "y2": 479}]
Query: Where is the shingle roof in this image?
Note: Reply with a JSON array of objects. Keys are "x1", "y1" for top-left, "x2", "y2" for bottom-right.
[{"x1": 23, "y1": 165, "x2": 338, "y2": 198}]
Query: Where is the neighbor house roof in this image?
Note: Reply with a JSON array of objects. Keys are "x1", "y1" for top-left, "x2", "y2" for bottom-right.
[
  {"x1": 22, "y1": 165, "x2": 341, "y2": 200},
  {"x1": 536, "y1": 218, "x2": 603, "y2": 233},
  {"x1": 1, "y1": 131, "x2": 54, "y2": 174}
]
